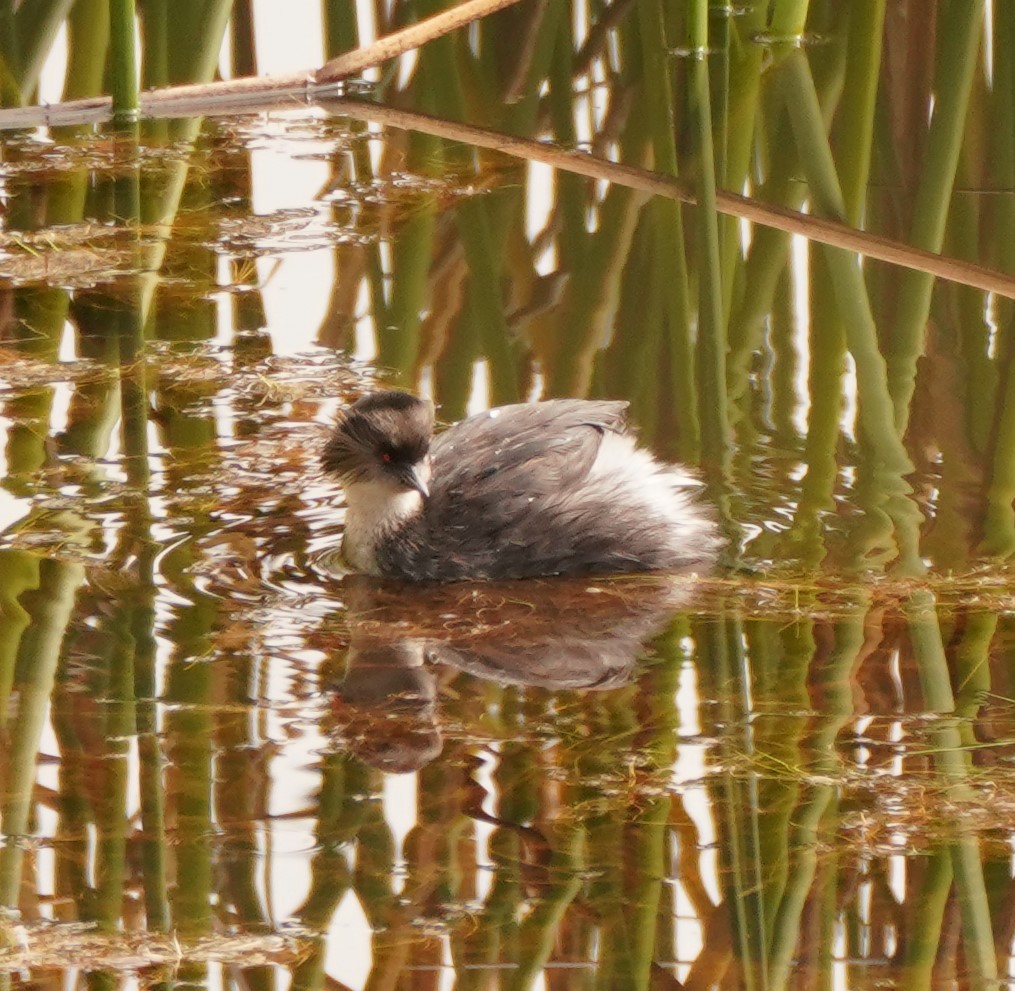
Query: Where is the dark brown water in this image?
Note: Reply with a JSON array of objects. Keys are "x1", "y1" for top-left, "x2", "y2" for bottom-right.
[{"x1": 2, "y1": 2, "x2": 1015, "y2": 989}]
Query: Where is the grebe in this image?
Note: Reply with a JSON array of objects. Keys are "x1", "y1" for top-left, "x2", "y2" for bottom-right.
[{"x1": 322, "y1": 391, "x2": 721, "y2": 582}]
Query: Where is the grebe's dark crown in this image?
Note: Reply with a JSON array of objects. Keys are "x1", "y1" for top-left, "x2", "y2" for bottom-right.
[{"x1": 322, "y1": 391, "x2": 434, "y2": 487}]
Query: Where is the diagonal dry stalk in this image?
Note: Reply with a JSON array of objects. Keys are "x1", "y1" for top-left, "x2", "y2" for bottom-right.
[
  {"x1": 322, "y1": 99, "x2": 1015, "y2": 301},
  {"x1": 0, "y1": 0, "x2": 529, "y2": 124},
  {"x1": 314, "y1": 0, "x2": 527, "y2": 83},
  {"x1": 0, "y1": 0, "x2": 1011, "y2": 300}
]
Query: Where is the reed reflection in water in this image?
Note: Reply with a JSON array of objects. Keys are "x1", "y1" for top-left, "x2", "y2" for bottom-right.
[
  {"x1": 2, "y1": 0, "x2": 1015, "y2": 987},
  {"x1": 3, "y1": 553, "x2": 1015, "y2": 987}
]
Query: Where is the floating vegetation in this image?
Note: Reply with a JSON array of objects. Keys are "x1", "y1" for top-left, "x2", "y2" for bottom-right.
[{"x1": 0, "y1": 923, "x2": 311, "y2": 972}]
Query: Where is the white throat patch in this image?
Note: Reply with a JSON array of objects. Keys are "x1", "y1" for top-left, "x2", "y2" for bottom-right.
[{"x1": 342, "y1": 480, "x2": 424, "y2": 574}]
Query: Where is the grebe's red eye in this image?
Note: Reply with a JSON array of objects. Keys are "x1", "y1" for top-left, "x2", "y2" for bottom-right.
[{"x1": 381, "y1": 452, "x2": 392, "y2": 463}]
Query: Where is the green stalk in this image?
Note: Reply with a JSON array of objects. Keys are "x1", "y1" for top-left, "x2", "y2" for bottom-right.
[
  {"x1": 507, "y1": 826, "x2": 583, "y2": 991},
  {"x1": 0, "y1": 561, "x2": 85, "y2": 907},
  {"x1": 547, "y1": 15, "x2": 585, "y2": 270},
  {"x1": 0, "y1": 0, "x2": 20, "y2": 107},
  {"x1": 779, "y1": 49, "x2": 925, "y2": 575},
  {"x1": 91, "y1": 610, "x2": 135, "y2": 930},
  {"x1": 624, "y1": 656, "x2": 681, "y2": 986},
  {"x1": 699, "y1": 614, "x2": 767, "y2": 985},
  {"x1": 165, "y1": 0, "x2": 234, "y2": 84},
  {"x1": 768, "y1": 0, "x2": 810, "y2": 40},
  {"x1": 635, "y1": 0, "x2": 679, "y2": 177},
  {"x1": 769, "y1": 602, "x2": 867, "y2": 990},
  {"x1": 487, "y1": 1, "x2": 564, "y2": 136},
  {"x1": 751, "y1": 618, "x2": 810, "y2": 934},
  {"x1": 952, "y1": 610, "x2": 996, "y2": 716},
  {"x1": 378, "y1": 186, "x2": 439, "y2": 380},
  {"x1": 139, "y1": 0, "x2": 168, "y2": 89},
  {"x1": 165, "y1": 636, "x2": 215, "y2": 936},
  {"x1": 993, "y1": 0, "x2": 1015, "y2": 287},
  {"x1": 133, "y1": 0, "x2": 232, "y2": 325},
  {"x1": 14, "y1": 0, "x2": 75, "y2": 95},
  {"x1": 297, "y1": 753, "x2": 367, "y2": 927},
  {"x1": 634, "y1": 0, "x2": 695, "y2": 454},
  {"x1": 782, "y1": 3, "x2": 882, "y2": 564},
  {"x1": 109, "y1": 0, "x2": 138, "y2": 117},
  {"x1": 217, "y1": 654, "x2": 271, "y2": 930},
  {"x1": 768, "y1": 271, "x2": 798, "y2": 444},
  {"x1": 416, "y1": 15, "x2": 519, "y2": 403},
  {"x1": 980, "y1": 357, "x2": 1015, "y2": 556},
  {"x1": 352, "y1": 799, "x2": 396, "y2": 929},
  {"x1": 792, "y1": 260, "x2": 844, "y2": 568},
  {"x1": 63, "y1": 0, "x2": 109, "y2": 101},
  {"x1": 836, "y1": 1, "x2": 886, "y2": 222},
  {"x1": 231, "y1": 0, "x2": 257, "y2": 77},
  {"x1": 721, "y1": 1, "x2": 768, "y2": 322},
  {"x1": 134, "y1": 606, "x2": 168, "y2": 930},
  {"x1": 457, "y1": 197, "x2": 521, "y2": 404},
  {"x1": 322, "y1": 0, "x2": 359, "y2": 57},
  {"x1": 0, "y1": 552, "x2": 39, "y2": 729},
  {"x1": 906, "y1": 590, "x2": 998, "y2": 987},
  {"x1": 900, "y1": 848, "x2": 953, "y2": 991},
  {"x1": 545, "y1": 185, "x2": 647, "y2": 396},
  {"x1": 888, "y1": 0, "x2": 985, "y2": 433},
  {"x1": 689, "y1": 0, "x2": 731, "y2": 479}
]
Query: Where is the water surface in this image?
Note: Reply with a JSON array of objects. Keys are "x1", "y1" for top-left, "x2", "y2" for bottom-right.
[{"x1": 2, "y1": 2, "x2": 1015, "y2": 988}]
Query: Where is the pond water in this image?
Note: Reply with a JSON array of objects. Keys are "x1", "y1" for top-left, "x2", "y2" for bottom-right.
[{"x1": 2, "y1": 2, "x2": 1015, "y2": 989}]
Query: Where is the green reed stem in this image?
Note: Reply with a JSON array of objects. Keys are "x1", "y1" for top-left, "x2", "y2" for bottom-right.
[
  {"x1": 64, "y1": 0, "x2": 109, "y2": 100},
  {"x1": 353, "y1": 799, "x2": 396, "y2": 929},
  {"x1": 91, "y1": 609, "x2": 135, "y2": 930},
  {"x1": 322, "y1": 0, "x2": 359, "y2": 57},
  {"x1": 638, "y1": 0, "x2": 679, "y2": 178},
  {"x1": 768, "y1": 0, "x2": 810, "y2": 40},
  {"x1": 771, "y1": 601, "x2": 867, "y2": 989},
  {"x1": 900, "y1": 847, "x2": 952, "y2": 991},
  {"x1": 164, "y1": 591, "x2": 219, "y2": 936},
  {"x1": 781, "y1": 4, "x2": 881, "y2": 565},
  {"x1": 906, "y1": 589, "x2": 998, "y2": 987},
  {"x1": 722, "y1": 1, "x2": 767, "y2": 321},
  {"x1": 507, "y1": 825, "x2": 583, "y2": 991},
  {"x1": 635, "y1": 0, "x2": 695, "y2": 452},
  {"x1": 547, "y1": 16, "x2": 585, "y2": 270},
  {"x1": 139, "y1": 0, "x2": 167, "y2": 89},
  {"x1": 230, "y1": 0, "x2": 257, "y2": 77},
  {"x1": 166, "y1": 0, "x2": 233, "y2": 84},
  {"x1": 888, "y1": 0, "x2": 985, "y2": 433},
  {"x1": 836, "y1": 1, "x2": 885, "y2": 222},
  {"x1": 0, "y1": 552, "x2": 39, "y2": 730},
  {"x1": 993, "y1": 1, "x2": 1015, "y2": 288},
  {"x1": 545, "y1": 184, "x2": 647, "y2": 396},
  {"x1": 790, "y1": 253, "x2": 843, "y2": 566},
  {"x1": 952, "y1": 611, "x2": 996, "y2": 717},
  {"x1": 109, "y1": 0, "x2": 138, "y2": 117},
  {"x1": 380, "y1": 191, "x2": 439, "y2": 380},
  {"x1": 132, "y1": 0, "x2": 231, "y2": 322},
  {"x1": 979, "y1": 356, "x2": 1015, "y2": 556},
  {"x1": 458, "y1": 198, "x2": 521, "y2": 404},
  {"x1": 701, "y1": 614, "x2": 767, "y2": 986},
  {"x1": 689, "y1": 1, "x2": 731, "y2": 480},
  {"x1": 133, "y1": 606, "x2": 168, "y2": 930},
  {"x1": 14, "y1": 0, "x2": 74, "y2": 95},
  {"x1": 0, "y1": 561, "x2": 85, "y2": 907},
  {"x1": 779, "y1": 49, "x2": 926, "y2": 574},
  {"x1": 0, "y1": 0, "x2": 19, "y2": 107}
]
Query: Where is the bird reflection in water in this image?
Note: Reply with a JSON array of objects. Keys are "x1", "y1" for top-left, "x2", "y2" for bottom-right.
[{"x1": 323, "y1": 571, "x2": 705, "y2": 773}]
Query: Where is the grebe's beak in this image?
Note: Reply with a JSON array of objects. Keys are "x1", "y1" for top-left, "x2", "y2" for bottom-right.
[{"x1": 396, "y1": 462, "x2": 430, "y2": 499}]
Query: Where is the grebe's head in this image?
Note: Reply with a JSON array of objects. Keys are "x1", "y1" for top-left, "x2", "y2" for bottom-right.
[{"x1": 323, "y1": 391, "x2": 434, "y2": 497}]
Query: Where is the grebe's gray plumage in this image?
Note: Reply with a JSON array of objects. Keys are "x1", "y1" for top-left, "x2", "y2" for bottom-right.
[{"x1": 323, "y1": 391, "x2": 722, "y2": 582}]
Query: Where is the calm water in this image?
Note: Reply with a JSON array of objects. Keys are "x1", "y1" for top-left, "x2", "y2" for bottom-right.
[{"x1": 2, "y1": 2, "x2": 1015, "y2": 989}]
